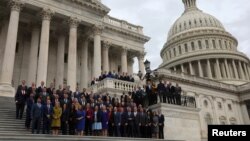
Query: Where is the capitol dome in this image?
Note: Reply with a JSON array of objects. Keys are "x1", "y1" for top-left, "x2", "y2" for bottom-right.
[{"x1": 160, "y1": 0, "x2": 250, "y2": 85}]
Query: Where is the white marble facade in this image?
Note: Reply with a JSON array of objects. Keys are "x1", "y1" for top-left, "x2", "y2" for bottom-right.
[{"x1": 0, "y1": 0, "x2": 149, "y2": 92}]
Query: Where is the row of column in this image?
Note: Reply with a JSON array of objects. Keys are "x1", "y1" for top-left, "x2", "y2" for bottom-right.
[
  {"x1": 0, "y1": 0, "x2": 146, "y2": 91},
  {"x1": 0, "y1": 1, "x2": 98, "y2": 91},
  {"x1": 177, "y1": 58, "x2": 250, "y2": 80}
]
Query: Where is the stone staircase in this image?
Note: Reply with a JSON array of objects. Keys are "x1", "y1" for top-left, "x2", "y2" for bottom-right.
[
  {"x1": 0, "y1": 96, "x2": 174, "y2": 141},
  {"x1": 0, "y1": 96, "x2": 28, "y2": 135}
]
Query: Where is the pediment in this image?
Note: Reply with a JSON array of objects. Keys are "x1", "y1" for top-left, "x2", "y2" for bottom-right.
[{"x1": 67, "y1": 0, "x2": 110, "y2": 16}]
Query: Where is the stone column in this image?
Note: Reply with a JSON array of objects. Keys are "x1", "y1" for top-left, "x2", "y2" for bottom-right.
[
  {"x1": 207, "y1": 59, "x2": 212, "y2": 79},
  {"x1": 209, "y1": 39, "x2": 213, "y2": 49},
  {"x1": 215, "y1": 39, "x2": 220, "y2": 49},
  {"x1": 247, "y1": 65, "x2": 250, "y2": 78},
  {"x1": 102, "y1": 41, "x2": 110, "y2": 72},
  {"x1": 55, "y1": 34, "x2": 66, "y2": 88},
  {"x1": 198, "y1": 60, "x2": 203, "y2": 77},
  {"x1": 67, "y1": 17, "x2": 79, "y2": 92},
  {"x1": 215, "y1": 59, "x2": 222, "y2": 79},
  {"x1": 189, "y1": 62, "x2": 194, "y2": 75},
  {"x1": 138, "y1": 52, "x2": 145, "y2": 74},
  {"x1": 181, "y1": 64, "x2": 184, "y2": 73},
  {"x1": 0, "y1": 0, "x2": 23, "y2": 87},
  {"x1": 92, "y1": 25, "x2": 102, "y2": 78},
  {"x1": 121, "y1": 47, "x2": 128, "y2": 73},
  {"x1": 238, "y1": 61, "x2": 245, "y2": 79},
  {"x1": 221, "y1": 63, "x2": 227, "y2": 79},
  {"x1": 243, "y1": 63, "x2": 249, "y2": 80},
  {"x1": 27, "y1": 25, "x2": 40, "y2": 85},
  {"x1": 201, "y1": 39, "x2": 206, "y2": 50},
  {"x1": 80, "y1": 38, "x2": 89, "y2": 89},
  {"x1": 224, "y1": 59, "x2": 231, "y2": 79},
  {"x1": 36, "y1": 9, "x2": 53, "y2": 86},
  {"x1": 173, "y1": 67, "x2": 177, "y2": 72},
  {"x1": 240, "y1": 101, "x2": 250, "y2": 124},
  {"x1": 232, "y1": 60, "x2": 239, "y2": 79}
]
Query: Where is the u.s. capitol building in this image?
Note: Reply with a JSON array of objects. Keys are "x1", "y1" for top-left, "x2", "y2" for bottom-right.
[
  {"x1": 0, "y1": 0, "x2": 250, "y2": 141},
  {"x1": 153, "y1": 0, "x2": 250, "y2": 141}
]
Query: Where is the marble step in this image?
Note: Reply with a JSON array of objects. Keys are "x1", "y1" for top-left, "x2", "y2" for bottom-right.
[{"x1": 0, "y1": 133, "x2": 170, "y2": 141}]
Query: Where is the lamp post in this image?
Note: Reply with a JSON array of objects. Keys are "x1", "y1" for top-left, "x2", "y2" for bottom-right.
[{"x1": 144, "y1": 59, "x2": 151, "y2": 81}]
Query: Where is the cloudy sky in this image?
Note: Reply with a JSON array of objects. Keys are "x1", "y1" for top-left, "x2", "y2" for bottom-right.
[{"x1": 102, "y1": 0, "x2": 250, "y2": 71}]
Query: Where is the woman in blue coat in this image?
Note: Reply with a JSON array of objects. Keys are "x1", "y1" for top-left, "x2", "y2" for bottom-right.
[{"x1": 76, "y1": 105, "x2": 86, "y2": 136}]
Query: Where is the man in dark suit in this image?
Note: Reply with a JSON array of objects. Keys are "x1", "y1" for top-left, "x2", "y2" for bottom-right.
[
  {"x1": 146, "y1": 81, "x2": 153, "y2": 106},
  {"x1": 112, "y1": 107, "x2": 121, "y2": 137},
  {"x1": 60, "y1": 93, "x2": 71, "y2": 108},
  {"x1": 61, "y1": 103, "x2": 70, "y2": 135},
  {"x1": 165, "y1": 82, "x2": 171, "y2": 104},
  {"x1": 46, "y1": 82, "x2": 54, "y2": 100},
  {"x1": 157, "y1": 80, "x2": 165, "y2": 103},
  {"x1": 25, "y1": 93, "x2": 34, "y2": 130},
  {"x1": 15, "y1": 80, "x2": 28, "y2": 119},
  {"x1": 169, "y1": 82, "x2": 176, "y2": 104},
  {"x1": 158, "y1": 110, "x2": 165, "y2": 139},
  {"x1": 125, "y1": 107, "x2": 134, "y2": 137},
  {"x1": 175, "y1": 83, "x2": 182, "y2": 105},
  {"x1": 133, "y1": 107, "x2": 140, "y2": 137},
  {"x1": 42, "y1": 99, "x2": 53, "y2": 134},
  {"x1": 139, "y1": 108, "x2": 147, "y2": 138},
  {"x1": 27, "y1": 82, "x2": 36, "y2": 97},
  {"x1": 40, "y1": 87, "x2": 49, "y2": 105},
  {"x1": 36, "y1": 81, "x2": 46, "y2": 94},
  {"x1": 31, "y1": 98, "x2": 43, "y2": 134},
  {"x1": 73, "y1": 87, "x2": 81, "y2": 100}
]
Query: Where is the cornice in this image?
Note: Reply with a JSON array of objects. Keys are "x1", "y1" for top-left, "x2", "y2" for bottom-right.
[
  {"x1": 66, "y1": 0, "x2": 110, "y2": 16},
  {"x1": 160, "y1": 50, "x2": 250, "y2": 68},
  {"x1": 103, "y1": 24, "x2": 150, "y2": 43}
]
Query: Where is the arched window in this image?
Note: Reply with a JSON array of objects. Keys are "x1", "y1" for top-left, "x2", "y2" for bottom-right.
[
  {"x1": 219, "y1": 116, "x2": 227, "y2": 125},
  {"x1": 204, "y1": 100, "x2": 208, "y2": 108},
  {"x1": 205, "y1": 113, "x2": 213, "y2": 125},
  {"x1": 217, "y1": 102, "x2": 222, "y2": 109},
  {"x1": 229, "y1": 117, "x2": 237, "y2": 125}
]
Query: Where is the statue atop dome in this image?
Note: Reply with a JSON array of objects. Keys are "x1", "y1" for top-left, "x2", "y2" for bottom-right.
[{"x1": 182, "y1": 0, "x2": 198, "y2": 12}]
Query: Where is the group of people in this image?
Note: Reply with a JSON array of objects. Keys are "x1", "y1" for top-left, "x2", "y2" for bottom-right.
[
  {"x1": 15, "y1": 80, "x2": 165, "y2": 139},
  {"x1": 91, "y1": 71, "x2": 135, "y2": 85}
]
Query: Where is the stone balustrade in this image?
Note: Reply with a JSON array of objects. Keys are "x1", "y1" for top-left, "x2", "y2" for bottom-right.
[
  {"x1": 103, "y1": 15, "x2": 143, "y2": 34},
  {"x1": 90, "y1": 78, "x2": 138, "y2": 95},
  {"x1": 155, "y1": 69, "x2": 238, "y2": 92}
]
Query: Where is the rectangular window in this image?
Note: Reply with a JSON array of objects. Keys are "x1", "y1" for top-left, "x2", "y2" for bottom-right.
[
  {"x1": 179, "y1": 46, "x2": 182, "y2": 54},
  {"x1": 218, "y1": 102, "x2": 222, "y2": 109},
  {"x1": 173, "y1": 48, "x2": 176, "y2": 56},
  {"x1": 228, "y1": 104, "x2": 232, "y2": 111},
  {"x1": 225, "y1": 41, "x2": 228, "y2": 49},
  {"x1": 191, "y1": 42, "x2": 195, "y2": 51},
  {"x1": 212, "y1": 40, "x2": 216, "y2": 49},
  {"x1": 64, "y1": 53, "x2": 68, "y2": 63},
  {"x1": 198, "y1": 41, "x2": 202, "y2": 49},
  {"x1": 219, "y1": 40, "x2": 222, "y2": 49},
  {"x1": 185, "y1": 44, "x2": 188, "y2": 52},
  {"x1": 15, "y1": 42, "x2": 19, "y2": 53},
  {"x1": 205, "y1": 40, "x2": 209, "y2": 49}
]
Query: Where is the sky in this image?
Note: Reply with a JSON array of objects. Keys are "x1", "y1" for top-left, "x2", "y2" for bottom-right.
[{"x1": 101, "y1": 0, "x2": 250, "y2": 72}]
